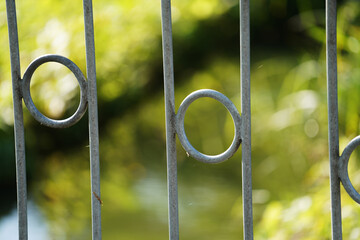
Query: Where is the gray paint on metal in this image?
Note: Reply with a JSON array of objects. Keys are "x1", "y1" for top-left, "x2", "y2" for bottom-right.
[
  {"x1": 22, "y1": 55, "x2": 88, "y2": 128},
  {"x1": 5, "y1": 0, "x2": 101, "y2": 239},
  {"x1": 326, "y1": 0, "x2": 343, "y2": 239},
  {"x1": 5, "y1": 0, "x2": 28, "y2": 239},
  {"x1": 339, "y1": 136, "x2": 360, "y2": 204},
  {"x1": 176, "y1": 89, "x2": 242, "y2": 164},
  {"x1": 160, "y1": 0, "x2": 179, "y2": 239},
  {"x1": 83, "y1": 0, "x2": 102, "y2": 239},
  {"x1": 240, "y1": 0, "x2": 254, "y2": 239},
  {"x1": 161, "y1": 0, "x2": 252, "y2": 239},
  {"x1": 8, "y1": 0, "x2": 355, "y2": 239}
]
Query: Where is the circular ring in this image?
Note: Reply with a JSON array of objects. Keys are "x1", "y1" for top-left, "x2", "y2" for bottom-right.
[
  {"x1": 175, "y1": 89, "x2": 242, "y2": 164},
  {"x1": 22, "y1": 54, "x2": 88, "y2": 128},
  {"x1": 339, "y1": 136, "x2": 360, "y2": 204}
]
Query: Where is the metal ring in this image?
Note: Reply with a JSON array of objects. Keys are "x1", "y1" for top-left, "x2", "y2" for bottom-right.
[
  {"x1": 339, "y1": 136, "x2": 360, "y2": 204},
  {"x1": 22, "y1": 54, "x2": 88, "y2": 128},
  {"x1": 175, "y1": 89, "x2": 242, "y2": 164}
]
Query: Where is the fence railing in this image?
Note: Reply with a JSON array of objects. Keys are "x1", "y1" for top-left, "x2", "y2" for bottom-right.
[
  {"x1": 326, "y1": 0, "x2": 360, "y2": 239},
  {"x1": 4, "y1": 0, "x2": 360, "y2": 239},
  {"x1": 5, "y1": 0, "x2": 101, "y2": 239},
  {"x1": 160, "y1": 0, "x2": 252, "y2": 239}
]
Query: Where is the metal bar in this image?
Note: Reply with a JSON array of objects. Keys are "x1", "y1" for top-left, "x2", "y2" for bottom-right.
[
  {"x1": 326, "y1": 0, "x2": 343, "y2": 239},
  {"x1": 83, "y1": 0, "x2": 102, "y2": 239},
  {"x1": 160, "y1": 0, "x2": 179, "y2": 239},
  {"x1": 5, "y1": 1, "x2": 28, "y2": 239},
  {"x1": 240, "y1": 0, "x2": 253, "y2": 239}
]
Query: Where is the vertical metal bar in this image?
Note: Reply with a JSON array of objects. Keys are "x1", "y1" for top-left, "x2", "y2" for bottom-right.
[
  {"x1": 160, "y1": 0, "x2": 179, "y2": 239},
  {"x1": 240, "y1": 0, "x2": 253, "y2": 239},
  {"x1": 5, "y1": 1, "x2": 28, "y2": 239},
  {"x1": 326, "y1": 0, "x2": 342, "y2": 239},
  {"x1": 83, "y1": 0, "x2": 102, "y2": 239}
]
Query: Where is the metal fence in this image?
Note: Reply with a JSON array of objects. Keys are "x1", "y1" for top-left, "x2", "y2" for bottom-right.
[
  {"x1": 3, "y1": 0, "x2": 360, "y2": 239},
  {"x1": 161, "y1": 0, "x2": 252, "y2": 239},
  {"x1": 5, "y1": 0, "x2": 101, "y2": 239},
  {"x1": 326, "y1": 0, "x2": 360, "y2": 239}
]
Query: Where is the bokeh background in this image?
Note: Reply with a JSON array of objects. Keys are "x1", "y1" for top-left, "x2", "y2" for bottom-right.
[{"x1": 1, "y1": 0, "x2": 360, "y2": 239}]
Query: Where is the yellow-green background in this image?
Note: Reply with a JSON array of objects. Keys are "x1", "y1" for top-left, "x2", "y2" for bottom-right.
[{"x1": 0, "y1": 0, "x2": 360, "y2": 239}]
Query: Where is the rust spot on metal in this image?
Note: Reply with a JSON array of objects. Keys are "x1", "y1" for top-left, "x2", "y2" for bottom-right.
[{"x1": 93, "y1": 191, "x2": 103, "y2": 206}]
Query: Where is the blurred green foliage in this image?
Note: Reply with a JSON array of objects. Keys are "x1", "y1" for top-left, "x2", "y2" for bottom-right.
[{"x1": 1, "y1": 0, "x2": 360, "y2": 239}]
